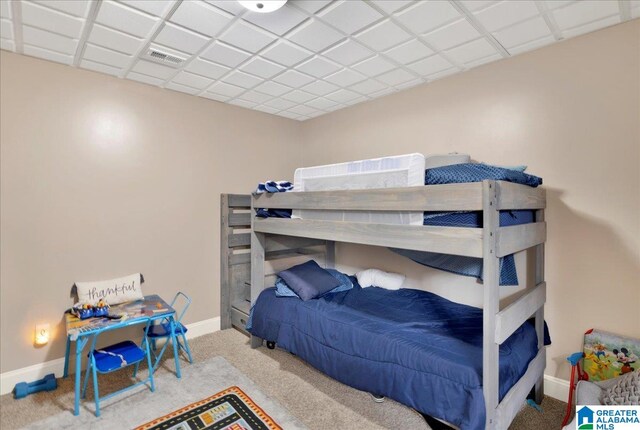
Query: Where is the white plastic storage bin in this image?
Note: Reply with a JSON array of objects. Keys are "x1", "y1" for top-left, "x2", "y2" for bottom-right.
[{"x1": 293, "y1": 153, "x2": 426, "y2": 225}]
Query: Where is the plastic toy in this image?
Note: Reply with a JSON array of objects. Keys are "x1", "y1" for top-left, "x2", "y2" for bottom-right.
[{"x1": 13, "y1": 373, "x2": 57, "y2": 399}]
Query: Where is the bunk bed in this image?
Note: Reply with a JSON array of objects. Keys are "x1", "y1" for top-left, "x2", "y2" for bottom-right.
[{"x1": 248, "y1": 180, "x2": 547, "y2": 430}]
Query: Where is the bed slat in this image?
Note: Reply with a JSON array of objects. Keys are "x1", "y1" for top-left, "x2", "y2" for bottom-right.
[
  {"x1": 495, "y1": 282, "x2": 546, "y2": 344},
  {"x1": 228, "y1": 233, "x2": 251, "y2": 247},
  {"x1": 497, "y1": 182, "x2": 546, "y2": 210},
  {"x1": 496, "y1": 222, "x2": 546, "y2": 257},
  {"x1": 253, "y1": 183, "x2": 483, "y2": 211},
  {"x1": 228, "y1": 213, "x2": 251, "y2": 226},
  {"x1": 228, "y1": 194, "x2": 251, "y2": 207},
  {"x1": 496, "y1": 348, "x2": 546, "y2": 429},
  {"x1": 254, "y1": 218, "x2": 484, "y2": 257}
]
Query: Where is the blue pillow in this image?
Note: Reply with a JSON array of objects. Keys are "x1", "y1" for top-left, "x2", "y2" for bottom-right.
[
  {"x1": 277, "y1": 260, "x2": 341, "y2": 301},
  {"x1": 275, "y1": 269, "x2": 353, "y2": 298}
]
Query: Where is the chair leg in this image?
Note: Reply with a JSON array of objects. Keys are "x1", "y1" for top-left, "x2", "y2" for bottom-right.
[
  {"x1": 144, "y1": 335, "x2": 155, "y2": 392},
  {"x1": 92, "y1": 367, "x2": 100, "y2": 417},
  {"x1": 180, "y1": 332, "x2": 193, "y2": 363},
  {"x1": 82, "y1": 360, "x2": 92, "y2": 399}
]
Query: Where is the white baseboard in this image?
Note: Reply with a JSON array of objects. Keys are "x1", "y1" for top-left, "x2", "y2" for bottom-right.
[
  {"x1": 544, "y1": 374, "x2": 570, "y2": 402},
  {"x1": 0, "y1": 317, "x2": 220, "y2": 396}
]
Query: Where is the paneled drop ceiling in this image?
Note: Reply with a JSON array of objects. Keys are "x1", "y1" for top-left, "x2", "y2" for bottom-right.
[{"x1": 1, "y1": 0, "x2": 638, "y2": 120}]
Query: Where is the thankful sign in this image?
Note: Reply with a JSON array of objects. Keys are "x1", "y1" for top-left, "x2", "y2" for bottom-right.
[{"x1": 75, "y1": 273, "x2": 144, "y2": 306}]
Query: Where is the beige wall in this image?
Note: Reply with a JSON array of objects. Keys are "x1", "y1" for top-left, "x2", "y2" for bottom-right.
[
  {"x1": 300, "y1": 20, "x2": 640, "y2": 380},
  {"x1": 0, "y1": 51, "x2": 301, "y2": 373}
]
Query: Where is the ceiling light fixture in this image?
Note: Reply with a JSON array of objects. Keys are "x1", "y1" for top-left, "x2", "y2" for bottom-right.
[{"x1": 238, "y1": 0, "x2": 287, "y2": 13}]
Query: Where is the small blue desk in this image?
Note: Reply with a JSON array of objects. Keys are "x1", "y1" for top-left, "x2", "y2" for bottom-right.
[{"x1": 63, "y1": 295, "x2": 182, "y2": 416}]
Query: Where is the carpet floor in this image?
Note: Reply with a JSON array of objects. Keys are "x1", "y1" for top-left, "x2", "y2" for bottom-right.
[{"x1": 0, "y1": 329, "x2": 567, "y2": 429}]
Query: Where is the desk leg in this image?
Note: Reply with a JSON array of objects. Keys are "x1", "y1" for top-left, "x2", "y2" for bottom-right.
[
  {"x1": 73, "y1": 337, "x2": 88, "y2": 416},
  {"x1": 63, "y1": 336, "x2": 71, "y2": 378},
  {"x1": 169, "y1": 318, "x2": 181, "y2": 379}
]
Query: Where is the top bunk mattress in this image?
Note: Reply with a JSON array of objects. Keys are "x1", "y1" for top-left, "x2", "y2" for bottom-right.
[{"x1": 249, "y1": 283, "x2": 550, "y2": 430}]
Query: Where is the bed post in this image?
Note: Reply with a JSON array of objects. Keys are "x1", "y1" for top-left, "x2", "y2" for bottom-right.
[
  {"x1": 534, "y1": 208, "x2": 546, "y2": 404},
  {"x1": 250, "y1": 197, "x2": 265, "y2": 349},
  {"x1": 483, "y1": 180, "x2": 500, "y2": 428},
  {"x1": 325, "y1": 240, "x2": 335, "y2": 269}
]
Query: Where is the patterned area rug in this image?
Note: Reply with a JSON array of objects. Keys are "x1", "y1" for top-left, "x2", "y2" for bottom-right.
[{"x1": 135, "y1": 386, "x2": 281, "y2": 430}]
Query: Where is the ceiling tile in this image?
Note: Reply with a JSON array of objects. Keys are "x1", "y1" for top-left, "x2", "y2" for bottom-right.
[
  {"x1": 170, "y1": 0, "x2": 232, "y2": 37},
  {"x1": 207, "y1": 81, "x2": 245, "y2": 97},
  {"x1": 445, "y1": 38, "x2": 497, "y2": 65},
  {"x1": 288, "y1": 19, "x2": 345, "y2": 52},
  {"x1": 200, "y1": 41, "x2": 250, "y2": 68},
  {"x1": 23, "y1": 44, "x2": 73, "y2": 64},
  {"x1": 459, "y1": 1, "x2": 498, "y2": 12},
  {"x1": 352, "y1": 55, "x2": 396, "y2": 77},
  {"x1": 426, "y1": 67, "x2": 458, "y2": 81},
  {"x1": 22, "y1": 25, "x2": 78, "y2": 55},
  {"x1": 395, "y1": 1, "x2": 460, "y2": 34},
  {"x1": 318, "y1": 1, "x2": 384, "y2": 35},
  {"x1": 88, "y1": 23, "x2": 144, "y2": 55},
  {"x1": 562, "y1": 14, "x2": 620, "y2": 39},
  {"x1": 80, "y1": 58, "x2": 121, "y2": 76},
  {"x1": 407, "y1": 54, "x2": 455, "y2": 77},
  {"x1": 375, "y1": 68, "x2": 415, "y2": 86},
  {"x1": 166, "y1": 82, "x2": 200, "y2": 95},
  {"x1": 325, "y1": 88, "x2": 361, "y2": 103},
  {"x1": 355, "y1": 19, "x2": 412, "y2": 51},
  {"x1": 172, "y1": 70, "x2": 213, "y2": 89},
  {"x1": 366, "y1": 87, "x2": 394, "y2": 98},
  {"x1": 261, "y1": 40, "x2": 313, "y2": 67},
  {"x1": 95, "y1": 1, "x2": 158, "y2": 39},
  {"x1": 349, "y1": 79, "x2": 387, "y2": 95},
  {"x1": 185, "y1": 57, "x2": 230, "y2": 79},
  {"x1": 238, "y1": 91, "x2": 272, "y2": 104},
  {"x1": 1, "y1": 39, "x2": 15, "y2": 52},
  {"x1": 1, "y1": 19, "x2": 13, "y2": 39},
  {"x1": 422, "y1": 19, "x2": 481, "y2": 51},
  {"x1": 154, "y1": 23, "x2": 210, "y2": 54},
  {"x1": 202, "y1": 91, "x2": 231, "y2": 102},
  {"x1": 323, "y1": 39, "x2": 374, "y2": 66},
  {"x1": 465, "y1": 52, "x2": 501, "y2": 68},
  {"x1": 394, "y1": 78, "x2": 423, "y2": 90},
  {"x1": 552, "y1": 0, "x2": 619, "y2": 30},
  {"x1": 243, "y1": 4, "x2": 308, "y2": 36},
  {"x1": 508, "y1": 35, "x2": 555, "y2": 55},
  {"x1": 254, "y1": 80, "x2": 292, "y2": 96},
  {"x1": 287, "y1": 104, "x2": 317, "y2": 116},
  {"x1": 473, "y1": 1, "x2": 539, "y2": 32},
  {"x1": 218, "y1": 20, "x2": 277, "y2": 53},
  {"x1": 278, "y1": 110, "x2": 303, "y2": 120},
  {"x1": 222, "y1": 70, "x2": 263, "y2": 88},
  {"x1": 205, "y1": 0, "x2": 245, "y2": 16},
  {"x1": 119, "y1": 1, "x2": 171, "y2": 17},
  {"x1": 253, "y1": 104, "x2": 281, "y2": 114},
  {"x1": 83, "y1": 43, "x2": 132, "y2": 68},
  {"x1": 371, "y1": 0, "x2": 414, "y2": 14},
  {"x1": 541, "y1": 1, "x2": 575, "y2": 10},
  {"x1": 127, "y1": 71, "x2": 164, "y2": 86},
  {"x1": 240, "y1": 57, "x2": 285, "y2": 78},
  {"x1": 281, "y1": 89, "x2": 316, "y2": 103},
  {"x1": 0, "y1": 1, "x2": 10, "y2": 19},
  {"x1": 305, "y1": 97, "x2": 338, "y2": 110},
  {"x1": 384, "y1": 39, "x2": 434, "y2": 65},
  {"x1": 301, "y1": 79, "x2": 341, "y2": 96},
  {"x1": 493, "y1": 17, "x2": 551, "y2": 49},
  {"x1": 294, "y1": 0, "x2": 333, "y2": 14},
  {"x1": 296, "y1": 55, "x2": 342, "y2": 78},
  {"x1": 228, "y1": 99, "x2": 258, "y2": 109},
  {"x1": 32, "y1": 0, "x2": 90, "y2": 18},
  {"x1": 21, "y1": 1, "x2": 84, "y2": 38},
  {"x1": 343, "y1": 95, "x2": 369, "y2": 106},
  {"x1": 324, "y1": 68, "x2": 367, "y2": 87},
  {"x1": 273, "y1": 70, "x2": 315, "y2": 88},
  {"x1": 131, "y1": 59, "x2": 177, "y2": 80},
  {"x1": 264, "y1": 97, "x2": 297, "y2": 110}
]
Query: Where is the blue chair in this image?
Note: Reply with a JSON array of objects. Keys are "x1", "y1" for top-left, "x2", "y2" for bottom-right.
[
  {"x1": 145, "y1": 292, "x2": 193, "y2": 370},
  {"x1": 82, "y1": 318, "x2": 155, "y2": 417}
]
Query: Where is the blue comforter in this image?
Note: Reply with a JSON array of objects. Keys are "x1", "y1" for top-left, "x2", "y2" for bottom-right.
[{"x1": 249, "y1": 284, "x2": 549, "y2": 430}]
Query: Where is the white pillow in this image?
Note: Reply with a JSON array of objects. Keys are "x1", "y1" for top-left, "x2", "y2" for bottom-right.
[
  {"x1": 356, "y1": 269, "x2": 405, "y2": 290},
  {"x1": 75, "y1": 273, "x2": 144, "y2": 306}
]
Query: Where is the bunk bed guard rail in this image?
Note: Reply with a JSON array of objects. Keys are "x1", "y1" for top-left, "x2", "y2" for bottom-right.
[{"x1": 250, "y1": 180, "x2": 547, "y2": 430}]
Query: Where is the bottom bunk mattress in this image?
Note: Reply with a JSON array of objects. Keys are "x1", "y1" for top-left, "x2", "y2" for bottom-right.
[{"x1": 249, "y1": 284, "x2": 548, "y2": 430}]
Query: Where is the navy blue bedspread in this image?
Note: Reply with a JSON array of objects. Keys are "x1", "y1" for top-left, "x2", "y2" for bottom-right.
[{"x1": 250, "y1": 284, "x2": 550, "y2": 430}]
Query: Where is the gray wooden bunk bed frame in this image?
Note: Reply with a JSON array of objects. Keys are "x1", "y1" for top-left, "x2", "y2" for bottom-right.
[{"x1": 248, "y1": 180, "x2": 547, "y2": 430}]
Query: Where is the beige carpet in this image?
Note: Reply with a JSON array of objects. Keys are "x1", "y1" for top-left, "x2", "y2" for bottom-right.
[{"x1": 0, "y1": 329, "x2": 566, "y2": 429}]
